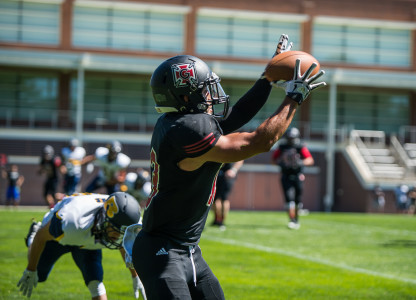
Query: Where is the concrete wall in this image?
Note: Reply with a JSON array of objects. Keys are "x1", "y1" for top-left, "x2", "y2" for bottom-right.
[{"x1": 0, "y1": 138, "x2": 404, "y2": 213}]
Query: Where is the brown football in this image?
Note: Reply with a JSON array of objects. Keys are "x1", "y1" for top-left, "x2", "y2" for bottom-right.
[{"x1": 264, "y1": 51, "x2": 320, "y2": 82}]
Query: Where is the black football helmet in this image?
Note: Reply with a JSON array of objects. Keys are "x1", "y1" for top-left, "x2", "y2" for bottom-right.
[
  {"x1": 150, "y1": 55, "x2": 230, "y2": 118},
  {"x1": 286, "y1": 127, "x2": 301, "y2": 145},
  {"x1": 43, "y1": 145, "x2": 54, "y2": 160},
  {"x1": 94, "y1": 192, "x2": 141, "y2": 249}
]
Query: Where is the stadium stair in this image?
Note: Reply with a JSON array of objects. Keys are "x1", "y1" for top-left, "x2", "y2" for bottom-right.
[{"x1": 345, "y1": 130, "x2": 416, "y2": 186}]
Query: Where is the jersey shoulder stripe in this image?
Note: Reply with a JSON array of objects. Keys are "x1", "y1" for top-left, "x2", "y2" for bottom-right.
[{"x1": 183, "y1": 132, "x2": 215, "y2": 154}]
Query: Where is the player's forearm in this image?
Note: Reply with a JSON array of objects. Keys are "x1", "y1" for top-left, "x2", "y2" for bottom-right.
[
  {"x1": 178, "y1": 98, "x2": 298, "y2": 170},
  {"x1": 27, "y1": 222, "x2": 54, "y2": 271},
  {"x1": 129, "y1": 268, "x2": 138, "y2": 277},
  {"x1": 120, "y1": 248, "x2": 138, "y2": 277},
  {"x1": 202, "y1": 98, "x2": 297, "y2": 163},
  {"x1": 26, "y1": 231, "x2": 47, "y2": 271},
  {"x1": 233, "y1": 160, "x2": 244, "y2": 171},
  {"x1": 81, "y1": 155, "x2": 95, "y2": 164},
  {"x1": 253, "y1": 97, "x2": 298, "y2": 152},
  {"x1": 303, "y1": 156, "x2": 314, "y2": 166}
]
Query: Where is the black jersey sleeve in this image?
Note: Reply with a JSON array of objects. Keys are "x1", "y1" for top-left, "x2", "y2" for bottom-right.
[
  {"x1": 169, "y1": 113, "x2": 222, "y2": 158},
  {"x1": 219, "y1": 78, "x2": 272, "y2": 135}
]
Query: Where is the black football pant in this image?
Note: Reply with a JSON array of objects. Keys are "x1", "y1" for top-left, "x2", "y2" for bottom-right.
[
  {"x1": 281, "y1": 173, "x2": 303, "y2": 204},
  {"x1": 37, "y1": 240, "x2": 103, "y2": 286},
  {"x1": 214, "y1": 172, "x2": 234, "y2": 201},
  {"x1": 132, "y1": 231, "x2": 225, "y2": 300}
]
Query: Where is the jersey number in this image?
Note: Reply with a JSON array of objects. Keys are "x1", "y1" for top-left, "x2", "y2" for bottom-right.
[{"x1": 146, "y1": 148, "x2": 160, "y2": 209}]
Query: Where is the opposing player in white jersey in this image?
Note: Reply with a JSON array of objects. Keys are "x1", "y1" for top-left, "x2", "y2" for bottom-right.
[
  {"x1": 17, "y1": 192, "x2": 146, "y2": 300},
  {"x1": 84, "y1": 141, "x2": 131, "y2": 195},
  {"x1": 118, "y1": 168, "x2": 151, "y2": 208},
  {"x1": 60, "y1": 137, "x2": 86, "y2": 195}
]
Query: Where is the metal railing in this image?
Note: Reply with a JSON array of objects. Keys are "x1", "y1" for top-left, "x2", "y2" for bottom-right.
[
  {"x1": 398, "y1": 125, "x2": 416, "y2": 144},
  {"x1": 390, "y1": 135, "x2": 416, "y2": 169},
  {"x1": 0, "y1": 108, "x2": 156, "y2": 133},
  {"x1": 0, "y1": 107, "x2": 372, "y2": 146}
]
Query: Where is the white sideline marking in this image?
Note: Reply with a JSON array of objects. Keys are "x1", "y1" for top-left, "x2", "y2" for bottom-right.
[{"x1": 203, "y1": 235, "x2": 416, "y2": 285}]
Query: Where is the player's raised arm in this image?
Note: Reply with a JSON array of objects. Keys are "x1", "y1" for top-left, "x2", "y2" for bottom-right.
[
  {"x1": 178, "y1": 60, "x2": 326, "y2": 171},
  {"x1": 220, "y1": 33, "x2": 294, "y2": 135}
]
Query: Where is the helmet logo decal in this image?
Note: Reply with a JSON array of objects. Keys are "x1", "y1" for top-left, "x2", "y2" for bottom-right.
[
  {"x1": 104, "y1": 196, "x2": 119, "y2": 218},
  {"x1": 171, "y1": 63, "x2": 198, "y2": 90}
]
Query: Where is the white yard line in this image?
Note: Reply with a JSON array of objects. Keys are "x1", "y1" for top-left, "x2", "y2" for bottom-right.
[
  {"x1": 203, "y1": 235, "x2": 416, "y2": 285},
  {"x1": 304, "y1": 219, "x2": 416, "y2": 236}
]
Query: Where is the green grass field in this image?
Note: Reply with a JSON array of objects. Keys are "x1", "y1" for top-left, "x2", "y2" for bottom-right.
[{"x1": 1, "y1": 207, "x2": 415, "y2": 299}]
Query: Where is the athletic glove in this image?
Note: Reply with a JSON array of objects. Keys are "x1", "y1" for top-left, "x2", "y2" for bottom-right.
[
  {"x1": 261, "y1": 34, "x2": 293, "y2": 80},
  {"x1": 17, "y1": 269, "x2": 38, "y2": 298},
  {"x1": 272, "y1": 33, "x2": 293, "y2": 57},
  {"x1": 132, "y1": 276, "x2": 147, "y2": 300},
  {"x1": 272, "y1": 59, "x2": 326, "y2": 105}
]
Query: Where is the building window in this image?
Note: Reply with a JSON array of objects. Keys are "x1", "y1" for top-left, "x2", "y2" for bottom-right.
[
  {"x1": 196, "y1": 9, "x2": 306, "y2": 58},
  {"x1": 0, "y1": 0, "x2": 61, "y2": 45},
  {"x1": 72, "y1": 2, "x2": 188, "y2": 52},
  {"x1": 70, "y1": 75, "x2": 156, "y2": 130},
  {"x1": 0, "y1": 71, "x2": 58, "y2": 122},
  {"x1": 220, "y1": 80, "x2": 299, "y2": 131},
  {"x1": 311, "y1": 90, "x2": 410, "y2": 134},
  {"x1": 312, "y1": 18, "x2": 412, "y2": 67}
]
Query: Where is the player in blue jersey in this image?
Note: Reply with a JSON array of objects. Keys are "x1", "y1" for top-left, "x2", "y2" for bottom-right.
[
  {"x1": 1, "y1": 164, "x2": 24, "y2": 206},
  {"x1": 130, "y1": 34, "x2": 326, "y2": 300},
  {"x1": 17, "y1": 192, "x2": 145, "y2": 300}
]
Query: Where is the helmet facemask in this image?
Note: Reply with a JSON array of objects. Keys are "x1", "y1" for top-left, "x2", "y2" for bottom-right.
[
  {"x1": 93, "y1": 208, "x2": 126, "y2": 250},
  {"x1": 93, "y1": 192, "x2": 141, "y2": 249},
  {"x1": 199, "y1": 73, "x2": 229, "y2": 119},
  {"x1": 101, "y1": 220, "x2": 126, "y2": 249}
]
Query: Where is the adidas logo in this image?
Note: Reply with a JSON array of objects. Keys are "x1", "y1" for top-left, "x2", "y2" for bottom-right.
[{"x1": 156, "y1": 247, "x2": 168, "y2": 256}]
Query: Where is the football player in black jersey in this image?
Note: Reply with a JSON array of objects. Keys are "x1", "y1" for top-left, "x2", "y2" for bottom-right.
[
  {"x1": 132, "y1": 34, "x2": 326, "y2": 300},
  {"x1": 212, "y1": 160, "x2": 244, "y2": 230},
  {"x1": 272, "y1": 127, "x2": 315, "y2": 229}
]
